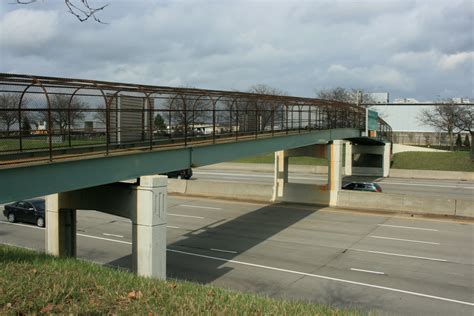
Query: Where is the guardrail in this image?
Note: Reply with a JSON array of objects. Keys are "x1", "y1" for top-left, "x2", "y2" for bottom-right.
[{"x1": 0, "y1": 73, "x2": 392, "y2": 166}]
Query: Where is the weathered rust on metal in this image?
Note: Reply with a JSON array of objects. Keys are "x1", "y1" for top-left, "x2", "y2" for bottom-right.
[{"x1": 0, "y1": 73, "x2": 392, "y2": 167}]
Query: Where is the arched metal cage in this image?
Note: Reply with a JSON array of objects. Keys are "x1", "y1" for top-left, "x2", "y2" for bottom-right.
[{"x1": 0, "y1": 73, "x2": 392, "y2": 166}]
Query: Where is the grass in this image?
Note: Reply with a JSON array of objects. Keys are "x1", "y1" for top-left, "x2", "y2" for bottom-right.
[
  {"x1": 234, "y1": 153, "x2": 328, "y2": 166},
  {"x1": 0, "y1": 137, "x2": 105, "y2": 152},
  {"x1": 391, "y1": 151, "x2": 474, "y2": 172},
  {"x1": 0, "y1": 245, "x2": 359, "y2": 315}
]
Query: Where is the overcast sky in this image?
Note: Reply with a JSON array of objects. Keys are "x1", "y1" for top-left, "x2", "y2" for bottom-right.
[{"x1": 0, "y1": 0, "x2": 472, "y2": 101}]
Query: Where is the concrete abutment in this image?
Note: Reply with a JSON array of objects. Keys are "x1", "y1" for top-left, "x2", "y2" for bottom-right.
[{"x1": 45, "y1": 175, "x2": 168, "y2": 279}]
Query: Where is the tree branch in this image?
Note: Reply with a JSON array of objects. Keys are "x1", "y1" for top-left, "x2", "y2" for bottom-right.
[{"x1": 15, "y1": 0, "x2": 109, "y2": 23}]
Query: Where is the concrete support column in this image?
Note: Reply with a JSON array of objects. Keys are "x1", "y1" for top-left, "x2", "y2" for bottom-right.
[
  {"x1": 45, "y1": 194, "x2": 76, "y2": 257},
  {"x1": 328, "y1": 140, "x2": 343, "y2": 206},
  {"x1": 383, "y1": 143, "x2": 391, "y2": 177},
  {"x1": 132, "y1": 175, "x2": 167, "y2": 279},
  {"x1": 272, "y1": 150, "x2": 289, "y2": 201},
  {"x1": 344, "y1": 141, "x2": 352, "y2": 176}
]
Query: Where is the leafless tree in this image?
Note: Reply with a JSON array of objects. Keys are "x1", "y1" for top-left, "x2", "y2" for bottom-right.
[
  {"x1": 35, "y1": 94, "x2": 87, "y2": 132},
  {"x1": 316, "y1": 87, "x2": 375, "y2": 105},
  {"x1": 0, "y1": 93, "x2": 23, "y2": 135},
  {"x1": 161, "y1": 94, "x2": 212, "y2": 134},
  {"x1": 223, "y1": 84, "x2": 287, "y2": 132},
  {"x1": 417, "y1": 99, "x2": 467, "y2": 151},
  {"x1": 455, "y1": 105, "x2": 473, "y2": 159},
  {"x1": 15, "y1": 0, "x2": 108, "y2": 23}
]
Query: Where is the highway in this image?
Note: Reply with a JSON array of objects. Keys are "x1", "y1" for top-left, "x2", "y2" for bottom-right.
[
  {"x1": 193, "y1": 167, "x2": 474, "y2": 200},
  {"x1": 1, "y1": 196, "x2": 473, "y2": 315}
]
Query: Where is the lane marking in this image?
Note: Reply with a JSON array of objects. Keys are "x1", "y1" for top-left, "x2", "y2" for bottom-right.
[
  {"x1": 77, "y1": 233, "x2": 131, "y2": 245},
  {"x1": 369, "y1": 236, "x2": 440, "y2": 245},
  {"x1": 350, "y1": 249, "x2": 447, "y2": 262},
  {"x1": 166, "y1": 225, "x2": 181, "y2": 229},
  {"x1": 377, "y1": 224, "x2": 439, "y2": 232},
  {"x1": 210, "y1": 248, "x2": 238, "y2": 254},
  {"x1": 34, "y1": 231, "x2": 472, "y2": 306},
  {"x1": 379, "y1": 182, "x2": 474, "y2": 190},
  {"x1": 102, "y1": 233, "x2": 124, "y2": 238},
  {"x1": 168, "y1": 248, "x2": 473, "y2": 307},
  {"x1": 168, "y1": 213, "x2": 204, "y2": 219},
  {"x1": 350, "y1": 268, "x2": 385, "y2": 275},
  {"x1": 195, "y1": 171, "x2": 474, "y2": 189},
  {"x1": 0, "y1": 221, "x2": 43, "y2": 230},
  {"x1": 179, "y1": 204, "x2": 222, "y2": 210},
  {"x1": 194, "y1": 171, "x2": 318, "y2": 181}
]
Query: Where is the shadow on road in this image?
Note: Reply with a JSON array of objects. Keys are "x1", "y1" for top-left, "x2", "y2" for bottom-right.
[{"x1": 108, "y1": 202, "x2": 320, "y2": 283}]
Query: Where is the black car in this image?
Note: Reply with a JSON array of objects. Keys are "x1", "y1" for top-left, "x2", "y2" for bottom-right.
[
  {"x1": 162, "y1": 168, "x2": 193, "y2": 180},
  {"x1": 342, "y1": 182, "x2": 382, "y2": 193},
  {"x1": 3, "y1": 198, "x2": 46, "y2": 227}
]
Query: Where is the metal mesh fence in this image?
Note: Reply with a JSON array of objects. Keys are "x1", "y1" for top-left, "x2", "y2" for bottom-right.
[{"x1": 0, "y1": 74, "x2": 392, "y2": 166}]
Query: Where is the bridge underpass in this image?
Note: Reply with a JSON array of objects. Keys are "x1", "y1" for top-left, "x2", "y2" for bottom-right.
[{"x1": 0, "y1": 73, "x2": 392, "y2": 279}]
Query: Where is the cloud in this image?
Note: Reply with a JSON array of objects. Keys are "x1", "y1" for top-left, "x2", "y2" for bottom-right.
[
  {"x1": 325, "y1": 64, "x2": 416, "y2": 92},
  {"x1": 438, "y1": 52, "x2": 474, "y2": 70},
  {"x1": 0, "y1": 9, "x2": 58, "y2": 53},
  {"x1": 0, "y1": 1, "x2": 472, "y2": 100}
]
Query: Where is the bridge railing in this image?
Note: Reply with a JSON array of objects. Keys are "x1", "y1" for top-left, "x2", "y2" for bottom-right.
[{"x1": 0, "y1": 74, "x2": 391, "y2": 166}]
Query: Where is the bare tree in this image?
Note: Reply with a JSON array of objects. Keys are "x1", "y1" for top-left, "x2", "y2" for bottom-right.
[
  {"x1": 15, "y1": 0, "x2": 108, "y2": 23},
  {"x1": 0, "y1": 93, "x2": 23, "y2": 135},
  {"x1": 35, "y1": 94, "x2": 87, "y2": 132},
  {"x1": 417, "y1": 99, "x2": 466, "y2": 151},
  {"x1": 316, "y1": 87, "x2": 375, "y2": 105},
  {"x1": 455, "y1": 105, "x2": 474, "y2": 160},
  {"x1": 161, "y1": 94, "x2": 212, "y2": 134},
  {"x1": 223, "y1": 84, "x2": 286, "y2": 133}
]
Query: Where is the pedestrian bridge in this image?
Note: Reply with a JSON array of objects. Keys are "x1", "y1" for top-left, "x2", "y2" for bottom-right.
[
  {"x1": 0, "y1": 73, "x2": 392, "y2": 279},
  {"x1": 0, "y1": 73, "x2": 391, "y2": 203}
]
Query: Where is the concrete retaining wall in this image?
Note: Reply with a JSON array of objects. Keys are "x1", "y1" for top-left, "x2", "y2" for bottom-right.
[
  {"x1": 337, "y1": 191, "x2": 472, "y2": 217},
  {"x1": 169, "y1": 179, "x2": 473, "y2": 218},
  {"x1": 168, "y1": 179, "x2": 273, "y2": 202},
  {"x1": 455, "y1": 200, "x2": 474, "y2": 217},
  {"x1": 276, "y1": 183, "x2": 330, "y2": 205}
]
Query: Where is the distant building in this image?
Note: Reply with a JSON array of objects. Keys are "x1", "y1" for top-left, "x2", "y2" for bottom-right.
[{"x1": 372, "y1": 96, "x2": 472, "y2": 133}]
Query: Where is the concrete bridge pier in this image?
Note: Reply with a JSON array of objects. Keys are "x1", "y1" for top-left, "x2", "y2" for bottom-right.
[
  {"x1": 272, "y1": 141, "x2": 343, "y2": 206},
  {"x1": 345, "y1": 142, "x2": 391, "y2": 177},
  {"x1": 45, "y1": 175, "x2": 168, "y2": 279},
  {"x1": 328, "y1": 140, "x2": 343, "y2": 206}
]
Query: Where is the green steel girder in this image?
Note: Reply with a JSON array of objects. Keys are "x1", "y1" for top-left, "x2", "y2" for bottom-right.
[{"x1": 0, "y1": 128, "x2": 359, "y2": 204}]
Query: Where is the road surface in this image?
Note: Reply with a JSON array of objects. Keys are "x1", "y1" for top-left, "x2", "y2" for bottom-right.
[
  {"x1": 193, "y1": 168, "x2": 474, "y2": 200},
  {"x1": 1, "y1": 196, "x2": 473, "y2": 315}
]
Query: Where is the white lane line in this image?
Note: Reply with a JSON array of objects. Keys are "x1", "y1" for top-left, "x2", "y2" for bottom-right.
[
  {"x1": 210, "y1": 248, "x2": 238, "y2": 254},
  {"x1": 351, "y1": 248, "x2": 447, "y2": 262},
  {"x1": 369, "y1": 235, "x2": 440, "y2": 245},
  {"x1": 168, "y1": 213, "x2": 204, "y2": 219},
  {"x1": 69, "y1": 233, "x2": 473, "y2": 306},
  {"x1": 194, "y1": 171, "x2": 318, "y2": 181},
  {"x1": 350, "y1": 268, "x2": 385, "y2": 275},
  {"x1": 377, "y1": 224, "x2": 439, "y2": 232},
  {"x1": 77, "y1": 233, "x2": 131, "y2": 245},
  {"x1": 380, "y1": 182, "x2": 474, "y2": 189},
  {"x1": 168, "y1": 248, "x2": 473, "y2": 307},
  {"x1": 179, "y1": 204, "x2": 222, "y2": 210},
  {"x1": 0, "y1": 221, "x2": 43, "y2": 230},
  {"x1": 102, "y1": 233, "x2": 124, "y2": 238},
  {"x1": 166, "y1": 225, "x2": 181, "y2": 229}
]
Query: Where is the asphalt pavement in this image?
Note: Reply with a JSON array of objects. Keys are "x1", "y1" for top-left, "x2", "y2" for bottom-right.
[
  {"x1": 1, "y1": 196, "x2": 473, "y2": 315},
  {"x1": 193, "y1": 167, "x2": 474, "y2": 200}
]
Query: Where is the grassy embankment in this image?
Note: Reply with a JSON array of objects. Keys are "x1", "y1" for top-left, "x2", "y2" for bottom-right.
[
  {"x1": 0, "y1": 245, "x2": 359, "y2": 315},
  {"x1": 390, "y1": 151, "x2": 473, "y2": 172},
  {"x1": 234, "y1": 151, "x2": 473, "y2": 172}
]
